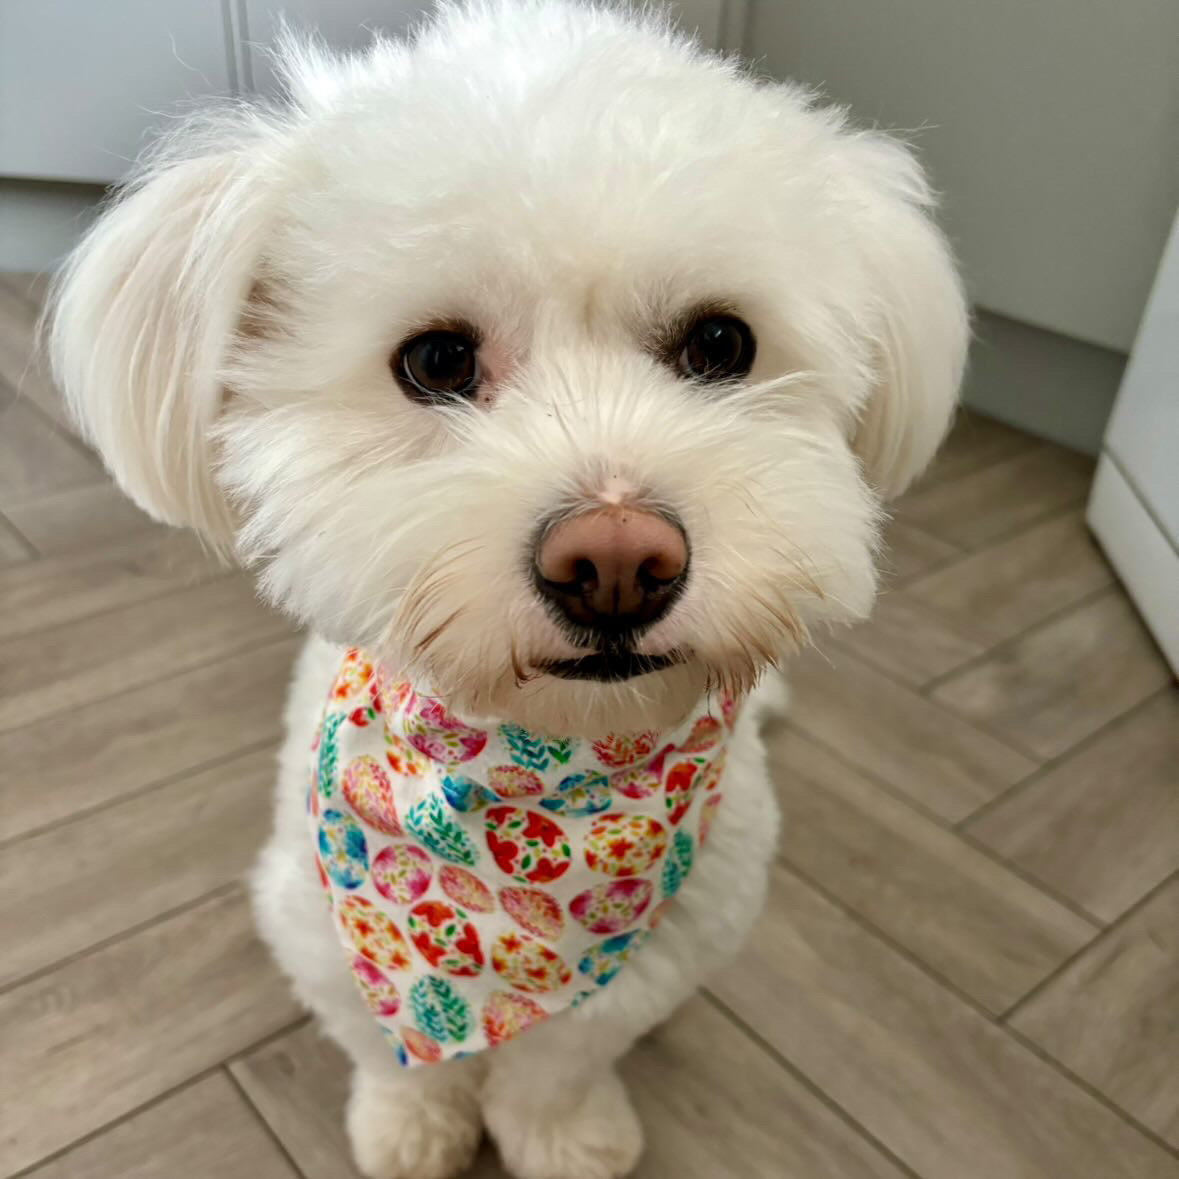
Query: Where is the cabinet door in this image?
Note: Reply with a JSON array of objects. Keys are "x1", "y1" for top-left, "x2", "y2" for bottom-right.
[{"x1": 0, "y1": 0, "x2": 233, "y2": 184}]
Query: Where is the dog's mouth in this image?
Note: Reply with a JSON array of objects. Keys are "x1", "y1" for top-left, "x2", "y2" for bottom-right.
[{"x1": 536, "y1": 649, "x2": 686, "y2": 683}]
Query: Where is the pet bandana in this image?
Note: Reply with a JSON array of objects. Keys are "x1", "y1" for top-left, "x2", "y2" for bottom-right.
[{"x1": 310, "y1": 647, "x2": 735, "y2": 1066}]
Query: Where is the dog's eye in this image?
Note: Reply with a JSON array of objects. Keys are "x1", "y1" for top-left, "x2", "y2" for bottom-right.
[
  {"x1": 394, "y1": 330, "x2": 482, "y2": 402},
  {"x1": 676, "y1": 315, "x2": 755, "y2": 382}
]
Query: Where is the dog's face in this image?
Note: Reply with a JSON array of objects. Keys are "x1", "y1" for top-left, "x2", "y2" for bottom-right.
[{"x1": 52, "y1": 1, "x2": 966, "y2": 734}]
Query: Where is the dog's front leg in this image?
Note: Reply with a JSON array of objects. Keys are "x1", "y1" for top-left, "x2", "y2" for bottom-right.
[
  {"x1": 482, "y1": 1004, "x2": 646, "y2": 1179},
  {"x1": 347, "y1": 1053, "x2": 485, "y2": 1179}
]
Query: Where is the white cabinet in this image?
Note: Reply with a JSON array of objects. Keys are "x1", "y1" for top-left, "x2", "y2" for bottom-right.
[
  {"x1": 1088, "y1": 213, "x2": 1179, "y2": 675},
  {"x1": 0, "y1": 0, "x2": 233, "y2": 185}
]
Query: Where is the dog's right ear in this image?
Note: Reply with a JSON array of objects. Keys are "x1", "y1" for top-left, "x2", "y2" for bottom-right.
[{"x1": 49, "y1": 130, "x2": 280, "y2": 553}]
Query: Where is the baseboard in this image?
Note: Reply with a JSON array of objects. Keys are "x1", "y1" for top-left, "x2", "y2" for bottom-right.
[
  {"x1": 964, "y1": 309, "x2": 1125, "y2": 455},
  {"x1": 1087, "y1": 454, "x2": 1179, "y2": 676},
  {"x1": 0, "y1": 178, "x2": 106, "y2": 272}
]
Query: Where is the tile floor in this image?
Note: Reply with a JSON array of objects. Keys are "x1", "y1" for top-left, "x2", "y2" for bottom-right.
[{"x1": 1, "y1": 270, "x2": 1176, "y2": 1178}]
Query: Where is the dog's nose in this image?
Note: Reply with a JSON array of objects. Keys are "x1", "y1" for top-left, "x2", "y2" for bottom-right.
[{"x1": 534, "y1": 506, "x2": 688, "y2": 633}]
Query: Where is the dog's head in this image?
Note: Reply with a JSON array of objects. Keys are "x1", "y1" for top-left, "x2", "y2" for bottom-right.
[{"x1": 51, "y1": 0, "x2": 966, "y2": 734}]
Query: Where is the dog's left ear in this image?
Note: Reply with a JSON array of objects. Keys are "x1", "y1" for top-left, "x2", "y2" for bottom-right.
[{"x1": 840, "y1": 133, "x2": 969, "y2": 500}]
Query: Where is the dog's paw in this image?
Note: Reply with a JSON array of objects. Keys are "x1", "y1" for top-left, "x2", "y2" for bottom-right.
[
  {"x1": 484, "y1": 1069, "x2": 643, "y2": 1179},
  {"x1": 346, "y1": 1067, "x2": 482, "y2": 1179}
]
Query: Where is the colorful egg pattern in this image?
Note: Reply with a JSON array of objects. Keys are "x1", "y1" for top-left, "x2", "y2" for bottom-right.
[
  {"x1": 312, "y1": 647, "x2": 738, "y2": 1065},
  {"x1": 485, "y1": 806, "x2": 572, "y2": 885},
  {"x1": 578, "y1": 930, "x2": 648, "y2": 987},
  {"x1": 410, "y1": 977, "x2": 475, "y2": 1045},
  {"x1": 352, "y1": 955, "x2": 401, "y2": 1017},
  {"x1": 699, "y1": 793, "x2": 723, "y2": 846},
  {"x1": 678, "y1": 714, "x2": 724, "y2": 753},
  {"x1": 384, "y1": 732, "x2": 426, "y2": 778},
  {"x1": 486, "y1": 764, "x2": 545, "y2": 799},
  {"x1": 591, "y1": 730, "x2": 659, "y2": 768},
  {"x1": 405, "y1": 696, "x2": 488, "y2": 763},
  {"x1": 343, "y1": 755, "x2": 403, "y2": 836},
  {"x1": 331, "y1": 648, "x2": 374, "y2": 702},
  {"x1": 664, "y1": 759, "x2": 702, "y2": 826},
  {"x1": 500, "y1": 886, "x2": 565, "y2": 939},
  {"x1": 483, "y1": 990, "x2": 548, "y2": 1046},
  {"x1": 337, "y1": 896, "x2": 412, "y2": 971},
  {"x1": 402, "y1": 1026, "x2": 442, "y2": 1063},
  {"x1": 441, "y1": 774, "x2": 489, "y2": 812},
  {"x1": 700, "y1": 750, "x2": 726, "y2": 792},
  {"x1": 491, "y1": 932, "x2": 573, "y2": 993},
  {"x1": 406, "y1": 793, "x2": 480, "y2": 866},
  {"x1": 407, "y1": 900, "x2": 484, "y2": 977},
  {"x1": 569, "y1": 878, "x2": 653, "y2": 935},
  {"x1": 372, "y1": 844, "x2": 432, "y2": 904},
  {"x1": 318, "y1": 809, "x2": 368, "y2": 889},
  {"x1": 584, "y1": 813, "x2": 667, "y2": 877},
  {"x1": 539, "y1": 771, "x2": 612, "y2": 817},
  {"x1": 316, "y1": 712, "x2": 345, "y2": 802},
  {"x1": 610, "y1": 760, "x2": 660, "y2": 799},
  {"x1": 720, "y1": 691, "x2": 739, "y2": 730},
  {"x1": 499, "y1": 724, "x2": 578, "y2": 772},
  {"x1": 438, "y1": 864, "x2": 496, "y2": 913},
  {"x1": 374, "y1": 665, "x2": 413, "y2": 719},
  {"x1": 661, "y1": 829, "x2": 695, "y2": 899}
]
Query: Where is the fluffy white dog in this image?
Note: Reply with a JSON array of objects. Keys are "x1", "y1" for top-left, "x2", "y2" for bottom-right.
[{"x1": 50, "y1": 2, "x2": 967, "y2": 1176}]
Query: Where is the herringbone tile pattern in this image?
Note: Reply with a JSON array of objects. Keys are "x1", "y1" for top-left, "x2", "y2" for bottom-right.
[{"x1": 1, "y1": 271, "x2": 1176, "y2": 1178}]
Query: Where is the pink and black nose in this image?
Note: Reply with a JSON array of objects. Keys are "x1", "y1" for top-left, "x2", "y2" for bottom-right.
[{"x1": 534, "y1": 506, "x2": 689, "y2": 634}]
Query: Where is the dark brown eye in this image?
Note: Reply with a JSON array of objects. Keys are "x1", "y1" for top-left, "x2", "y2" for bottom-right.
[
  {"x1": 394, "y1": 329, "x2": 482, "y2": 402},
  {"x1": 676, "y1": 314, "x2": 755, "y2": 382}
]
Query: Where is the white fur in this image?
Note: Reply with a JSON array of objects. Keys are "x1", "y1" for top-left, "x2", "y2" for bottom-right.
[{"x1": 49, "y1": 2, "x2": 966, "y2": 1175}]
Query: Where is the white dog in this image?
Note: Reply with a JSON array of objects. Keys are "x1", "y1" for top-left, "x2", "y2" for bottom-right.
[{"x1": 49, "y1": 2, "x2": 967, "y2": 1176}]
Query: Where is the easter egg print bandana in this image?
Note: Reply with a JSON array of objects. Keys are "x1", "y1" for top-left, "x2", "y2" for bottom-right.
[{"x1": 310, "y1": 647, "x2": 736, "y2": 1066}]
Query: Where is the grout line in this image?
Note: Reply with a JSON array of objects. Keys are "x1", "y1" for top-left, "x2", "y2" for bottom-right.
[
  {"x1": 898, "y1": 500, "x2": 1093, "y2": 595},
  {"x1": 0, "y1": 563, "x2": 237, "y2": 647},
  {"x1": 950, "y1": 824, "x2": 1105, "y2": 929},
  {"x1": 908, "y1": 424, "x2": 1041, "y2": 492},
  {"x1": 794, "y1": 641, "x2": 1045, "y2": 764},
  {"x1": 0, "y1": 627, "x2": 296, "y2": 740},
  {"x1": 778, "y1": 858, "x2": 1031, "y2": 1018},
  {"x1": 0, "y1": 563, "x2": 234, "y2": 646},
  {"x1": 701, "y1": 990, "x2": 925, "y2": 1179},
  {"x1": 917, "y1": 583, "x2": 1116, "y2": 696},
  {"x1": 225, "y1": 1065, "x2": 312, "y2": 1179},
  {"x1": 0, "y1": 511, "x2": 38, "y2": 561},
  {"x1": 4, "y1": 1015, "x2": 312, "y2": 1179},
  {"x1": 7, "y1": 367, "x2": 103, "y2": 465},
  {"x1": 773, "y1": 861, "x2": 1179, "y2": 1162},
  {"x1": 955, "y1": 684, "x2": 1175, "y2": 834},
  {"x1": 0, "y1": 882, "x2": 241, "y2": 997},
  {"x1": 902, "y1": 491, "x2": 1090, "y2": 559},
  {"x1": 999, "y1": 868, "x2": 1179, "y2": 1024},
  {"x1": 0, "y1": 734, "x2": 282, "y2": 853},
  {"x1": 777, "y1": 721, "x2": 1105, "y2": 931}
]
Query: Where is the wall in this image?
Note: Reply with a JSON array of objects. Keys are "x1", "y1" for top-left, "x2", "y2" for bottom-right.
[{"x1": 746, "y1": 0, "x2": 1179, "y2": 354}]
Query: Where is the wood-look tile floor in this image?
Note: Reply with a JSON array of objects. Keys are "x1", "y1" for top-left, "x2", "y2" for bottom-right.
[{"x1": 2, "y1": 269, "x2": 1177, "y2": 1178}]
